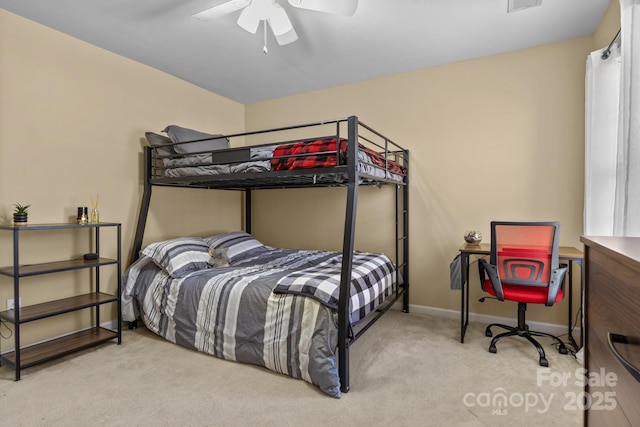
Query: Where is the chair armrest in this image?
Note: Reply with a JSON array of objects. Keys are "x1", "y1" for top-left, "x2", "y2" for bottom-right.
[
  {"x1": 546, "y1": 265, "x2": 567, "y2": 306},
  {"x1": 479, "y1": 259, "x2": 504, "y2": 301}
]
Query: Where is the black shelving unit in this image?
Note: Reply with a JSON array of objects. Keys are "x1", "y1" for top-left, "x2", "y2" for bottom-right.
[{"x1": 0, "y1": 222, "x2": 121, "y2": 380}]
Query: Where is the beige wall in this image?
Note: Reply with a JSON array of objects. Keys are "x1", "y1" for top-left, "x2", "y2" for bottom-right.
[
  {"x1": 0, "y1": 0, "x2": 622, "y2": 349},
  {"x1": 0, "y1": 10, "x2": 245, "y2": 347},
  {"x1": 594, "y1": 0, "x2": 621, "y2": 48}
]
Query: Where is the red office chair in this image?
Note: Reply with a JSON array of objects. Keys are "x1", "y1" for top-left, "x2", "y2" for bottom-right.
[{"x1": 478, "y1": 221, "x2": 569, "y2": 367}]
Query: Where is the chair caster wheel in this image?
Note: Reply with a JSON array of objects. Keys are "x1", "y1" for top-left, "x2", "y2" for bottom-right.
[
  {"x1": 489, "y1": 345, "x2": 497, "y2": 353},
  {"x1": 485, "y1": 329, "x2": 493, "y2": 337},
  {"x1": 539, "y1": 358, "x2": 549, "y2": 367},
  {"x1": 559, "y1": 346, "x2": 568, "y2": 355}
]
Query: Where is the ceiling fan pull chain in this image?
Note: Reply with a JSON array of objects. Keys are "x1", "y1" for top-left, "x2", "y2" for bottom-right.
[{"x1": 263, "y1": 20, "x2": 268, "y2": 54}]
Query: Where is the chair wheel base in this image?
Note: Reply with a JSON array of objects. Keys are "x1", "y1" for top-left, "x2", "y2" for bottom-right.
[
  {"x1": 489, "y1": 344, "x2": 497, "y2": 353},
  {"x1": 539, "y1": 357, "x2": 549, "y2": 367},
  {"x1": 559, "y1": 346, "x2": 568, "y2": 355},
  {"x1": 485, "y1": 330, "x2": 493, "y2": 337}
]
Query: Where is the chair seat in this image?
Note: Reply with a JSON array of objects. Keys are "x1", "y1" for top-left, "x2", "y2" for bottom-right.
[{"x1": 482, "y1": 279, "x2": 564, "y2": 304}]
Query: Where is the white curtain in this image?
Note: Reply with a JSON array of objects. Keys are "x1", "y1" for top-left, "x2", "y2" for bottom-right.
[
  {"x1": 584, "y1": 42, "x2": 620, "y2": 235},
  {"x1": 584, "y1": 0, "x2": 640, "y2": 236}
]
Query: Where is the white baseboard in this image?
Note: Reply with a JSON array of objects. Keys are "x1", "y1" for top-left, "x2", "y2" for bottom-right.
[{"x1": 393, "y1": 302, "x2": 581, "y2": 338}]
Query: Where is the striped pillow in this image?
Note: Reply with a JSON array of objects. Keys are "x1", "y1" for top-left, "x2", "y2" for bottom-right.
[
  {"x1": 142, "y1": 237, "x2": 210, "y2": 278},
  {"x1": 205, "y1": 231, "x2": 268, "y2": 263}
]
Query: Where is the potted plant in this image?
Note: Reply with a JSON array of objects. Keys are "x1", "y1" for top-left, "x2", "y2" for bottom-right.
[{"x1": 13, "y1": 203, "x2": 30, "y2": 226}]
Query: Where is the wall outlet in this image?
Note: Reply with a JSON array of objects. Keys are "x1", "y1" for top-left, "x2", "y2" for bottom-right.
[{"x1": 7, "y1": 298, "x2": 21, "y2": 310}]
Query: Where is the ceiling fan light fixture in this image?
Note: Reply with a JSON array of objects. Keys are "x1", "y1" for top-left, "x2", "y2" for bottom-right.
[{"x1": 193, "y1": 0, "x2": 358, "y2": 50}]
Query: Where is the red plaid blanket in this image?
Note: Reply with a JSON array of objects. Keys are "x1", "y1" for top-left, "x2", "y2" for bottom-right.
[
  {"x1": 271, "y1": 137, "x2": 347, "y2": 170},
  {"x1": 271, "y1": 137, "x2": 406, "y2": 176}
]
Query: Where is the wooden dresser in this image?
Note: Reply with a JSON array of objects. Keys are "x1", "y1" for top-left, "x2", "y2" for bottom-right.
[{"x1": 581, "y1": 236, "x2": 640, "y2": 426}]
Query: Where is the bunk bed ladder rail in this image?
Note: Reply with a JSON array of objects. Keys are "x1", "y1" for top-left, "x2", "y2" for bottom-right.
[
  {"x1": 399, "y1": 148, "x2": 409, "y2": 312},
  {"x1": 354, "y1": 119, "x2": 410, "y2": 313}
]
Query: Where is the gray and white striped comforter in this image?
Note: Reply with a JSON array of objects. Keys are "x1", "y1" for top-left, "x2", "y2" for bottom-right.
[{"x1": 121, "y1": 248, "x2": 398, "y2": 398}]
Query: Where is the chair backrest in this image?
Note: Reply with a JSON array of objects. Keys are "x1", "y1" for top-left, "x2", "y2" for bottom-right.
[{"x1": 489, "y1": 221, "x2": 561, "y2": 287}]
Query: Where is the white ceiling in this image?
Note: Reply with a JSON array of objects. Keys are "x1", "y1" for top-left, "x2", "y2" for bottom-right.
[{"x1": 0, "y1": 0, "x2": 611, "y2": 104}]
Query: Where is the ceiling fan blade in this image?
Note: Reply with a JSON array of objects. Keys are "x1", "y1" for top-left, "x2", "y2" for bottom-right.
[
  {"x1": 267, "y1": 4, "x2": 293, "y2": 35},
  {"x1": 273, "y1": 26, "x2": 298, "y2": 46},
  {"x1": 237, "y1": 4, "x2": 261, "y2": 33},
  {"x1": 192, "y1": 0, "x2": 252, "y2": 21},
  {"x1": 287, "y1": 0, "x2": 358, "y2": 16},
  {"x1": 268, "y1": 4, "x2": 297, "y2": 45}
]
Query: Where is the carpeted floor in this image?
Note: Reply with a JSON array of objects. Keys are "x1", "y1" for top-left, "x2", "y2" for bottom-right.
[{"x1": 0, "y1": 311, "x2": 583, "y2": 426}]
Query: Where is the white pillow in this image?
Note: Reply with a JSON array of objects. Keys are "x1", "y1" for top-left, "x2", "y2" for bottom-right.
[
  {"x1": 205, "y1": 231, "x2": 268, "y2": 263},
  {"x1": 142, "y1": 237, "x2": 210, "y2": 278}
]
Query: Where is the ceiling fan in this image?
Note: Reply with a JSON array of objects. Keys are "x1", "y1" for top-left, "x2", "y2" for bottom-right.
[{"x1": 192, "y1": 0, "x2": 358, "y2": 50}]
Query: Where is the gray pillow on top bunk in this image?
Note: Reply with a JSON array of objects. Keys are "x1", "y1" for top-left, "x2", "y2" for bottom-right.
[
  {"x1": 145, "y1": 132, "x2": 175, "y2": 157},
  {"x1": 163, "y1": 125, "x2": 229, "y2": 154}
]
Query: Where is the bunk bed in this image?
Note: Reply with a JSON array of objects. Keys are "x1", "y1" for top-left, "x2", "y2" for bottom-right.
[{"x1": 123, "y1": 115, "x2": 409, "y2": 397}]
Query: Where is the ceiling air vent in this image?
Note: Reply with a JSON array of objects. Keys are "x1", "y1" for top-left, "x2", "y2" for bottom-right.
[{"x1": 507, "y1": 0, "x2": 542, "y2": 13}]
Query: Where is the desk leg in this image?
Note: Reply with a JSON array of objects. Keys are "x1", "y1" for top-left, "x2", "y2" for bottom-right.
[
  {"x1": 567, "y1": 261, "x2": 576, "y2": 351},
  {"x1": 460, "y1": 253, "x2": 470, "y2": 343},
  {"x1": 565, "y1": 259, "x2": 584, "y2": 352},
  {"x1": 569, "y1": 259, "x2": 584, "y2": 350},
  {"x1": 579, "y1": 259, "x2": 583, "y2": 349}
]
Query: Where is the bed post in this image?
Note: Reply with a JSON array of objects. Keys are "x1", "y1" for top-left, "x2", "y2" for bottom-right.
[
  {"x1": 244, "y1": 189, "x2": 252, "y2": 234},
  {"x1": 130, "y1": 146, "x2": 153, "y2": 266},
  {"x1": 402, "y1": 149, "x2": 410, "y2": 312},
  {"x1": 338, "y1": 115, "x2": 359, "y2": 393}
]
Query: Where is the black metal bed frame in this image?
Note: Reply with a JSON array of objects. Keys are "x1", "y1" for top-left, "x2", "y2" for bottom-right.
[{"x1": 129, "y1": 115, "x2": 409, "y2": 393}]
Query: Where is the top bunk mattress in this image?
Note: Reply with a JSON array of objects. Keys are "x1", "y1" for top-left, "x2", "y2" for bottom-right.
[{"x1": 145, "y1": 116, "x2": 408, "y2": 189}]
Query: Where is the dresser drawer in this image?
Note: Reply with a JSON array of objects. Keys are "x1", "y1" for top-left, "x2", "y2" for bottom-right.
[
  {"x1": 586, "y1": 397, "x2": 632, "y2": 427},
  {"x1": 588, "y1": 249, "x2": 639, "y2": 335},
  {"x1": 586, "y1": 331, "x2": 639, "y2": 426}
]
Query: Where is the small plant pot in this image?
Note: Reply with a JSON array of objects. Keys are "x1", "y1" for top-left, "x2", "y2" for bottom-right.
[{"x1": 13, "y1": 212, "x2": 28, "y2": 226}]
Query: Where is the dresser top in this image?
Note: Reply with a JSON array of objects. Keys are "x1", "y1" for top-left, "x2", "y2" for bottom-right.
[{"x1": 581, "y1": 236, "x2": 640, "y2": 271}]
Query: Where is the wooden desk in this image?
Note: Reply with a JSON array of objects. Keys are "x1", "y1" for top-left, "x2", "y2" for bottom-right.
[{"x1": 458, "y1": 243, "x2": 583, "y2": 350}]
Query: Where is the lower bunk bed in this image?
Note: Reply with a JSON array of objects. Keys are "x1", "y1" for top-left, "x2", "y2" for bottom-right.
[
  {"x1": 125, "y1": 115, "x2": 409, "y2": 397},
  {"x1": 122, "y1": 231, "x2": 399, "y2": 397}
]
